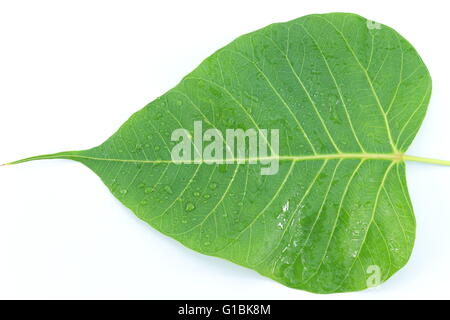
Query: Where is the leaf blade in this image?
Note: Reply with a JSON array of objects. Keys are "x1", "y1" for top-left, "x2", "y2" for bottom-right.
[{"x1": 5, "y1": 12, "x2": 432, "y2": 293}]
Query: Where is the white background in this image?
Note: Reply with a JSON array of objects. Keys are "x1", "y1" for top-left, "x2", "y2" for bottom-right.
[{"x1": 1, "y1": 0, "x2": 449, "y2": 300}]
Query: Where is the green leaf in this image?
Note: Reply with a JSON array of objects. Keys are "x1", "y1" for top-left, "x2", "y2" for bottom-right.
[{"x1": 4, "y1": 12, "x2": 441, "y2": 293}]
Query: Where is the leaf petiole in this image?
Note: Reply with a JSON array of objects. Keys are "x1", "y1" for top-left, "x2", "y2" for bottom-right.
[{"x1": 403, "y1": 155, "x2": 450, "y2": 166}]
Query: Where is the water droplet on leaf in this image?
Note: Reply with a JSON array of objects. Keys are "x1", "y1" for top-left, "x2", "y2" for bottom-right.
[{"x1": 185, "y1": 202, "x2": 195, "y2": 212}]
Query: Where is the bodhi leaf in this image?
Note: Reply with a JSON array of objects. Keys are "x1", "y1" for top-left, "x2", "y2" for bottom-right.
[{"x1": 5, "y1": 12, "x2": 441, "y2": 293}]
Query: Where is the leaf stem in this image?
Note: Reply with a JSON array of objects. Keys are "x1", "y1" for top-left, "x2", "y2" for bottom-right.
[{"x1": 403, "y1": 155, "x2": 450, "y2": 166}]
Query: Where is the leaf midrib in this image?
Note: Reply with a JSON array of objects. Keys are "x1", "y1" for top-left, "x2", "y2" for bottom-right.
[{"x1": 5, "y1": 152, "x2": 405, "y2": 165}]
